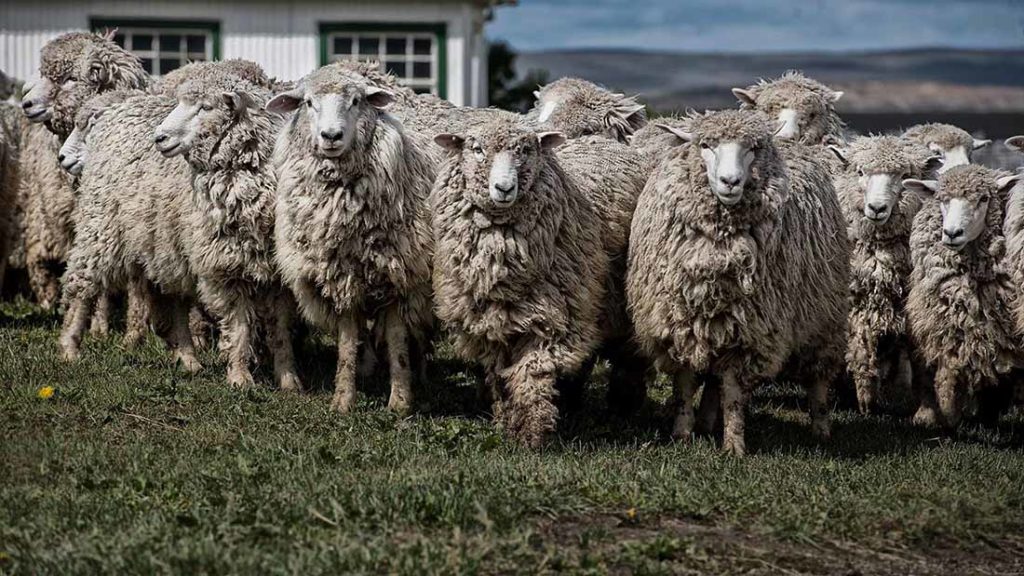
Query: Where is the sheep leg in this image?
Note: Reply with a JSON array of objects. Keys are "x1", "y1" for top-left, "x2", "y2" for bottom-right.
[
  {"x1": 504, "y1": 352, "x2": 558, "y2": 448},
  {"x1": 89, "y1": 291, "x2": 112, "y2": 338},
  {"x1": 670, "y1": 369, "x2": 698, "y2": 442},
  {"x1": 808, "y1": 373, "x2": 832, "y2": 441},
  {"x1": 268, "y1": 297, "x2": 302, "y2": 393},
  {"x1": 695, "y1": 373, "x2": 722, "y2": 435},
  {"x1": 330, "y1": 313, "x2": 360, "y2": 414},
  {"x1": 224, "y1": 305, "x2": 254, "y2": 389},
  {"x1": 935, "y1": 367, "x2": 964, "y2": 429},
  {"x1": 59, "y1": 295, "x2": 95, "y2": 362},
  {"x1": 720, "y1": 371, "x2": 747, "y2": 456},
  {"x1": 123, "y1": 277, "x2": 150, "y2": 349},
  {"x1": 156, "y1": 296, "x2": 202, "y2": 374},
  {"x1": 911, "y1": 357, "x2": 940, "y2": 427},
  {"x1": 27, "y1": 257, "x2": 59, "y2": 310},
  {"x1": 384, "y1": 307, "x2": 413, "y2": 415}
]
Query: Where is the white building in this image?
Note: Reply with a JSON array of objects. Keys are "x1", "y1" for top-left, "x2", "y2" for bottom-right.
[{"x1": 0, "y1": 0, "x2": 512, "y2": 106}]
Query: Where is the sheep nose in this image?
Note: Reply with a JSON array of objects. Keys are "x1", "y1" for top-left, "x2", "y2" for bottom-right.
[
  {"x1": 719, "y1": 174, "x2": 741, "y2": 187},
  {"x1": 154, "y1": 133, "x2": 169, "y2": 144},
  {"x1": 944, "y1": 227, "x2": 964, "y2": 240},
  {"x1": 494, "y1": 182, "x2": 515, "y2": 195},
  {"x1": 58, "y1": 153, "x2": 66, "y2": 162},
  {"x1": 21, "y1": 99, "x2": 32, "y2": 110},
  {"x1": 867, "y1": 202, "x2": 888, "y2": 214},
  {"x1": 320, "y1": 128, "x2": 343, "y2": 142}
]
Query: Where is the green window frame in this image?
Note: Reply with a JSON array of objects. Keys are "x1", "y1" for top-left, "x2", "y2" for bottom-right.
[
  {"x1": 319, "y1": 22, "x2": 447, "y2": 99},
  {"x1": 89, "y1": 18, "x2": 221, "y2": 77}
]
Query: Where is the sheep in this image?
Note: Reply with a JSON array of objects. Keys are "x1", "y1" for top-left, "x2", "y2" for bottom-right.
[
  {"x1": 627, "y1": 109, "x2": 850, "y2": 455},
  {"x1": 431, "y1": 113, "x2": 614, "y2": 447},
  {"x1": 57, "y1": 90, "x2": 135, "y2": 176},
  {"x1": 152, "y1": 70, "x2": 301, "y2": 391},
  {"x1": 830, "y1": 135, "x2": 940, "y2": 415},
  {"x1": 528, "y1": 77, "x2": 647, "y2": 143},
  {"x1": 732, "y1": 71, "x2": 845, "y2": 146},
  {"x1": 902, "y1": 123, "x2": 990, "y2": 174},
  {"x1": 0, "y1": 102, "x2": 19, "y2": 293},
  {"x1": 903, "y1": 164, "x2": 1022, "y2": 428},
  {"x1": 268, "y1": 65, "x2": 436, "y2": 413},
  {"x1": 999, "y1": 136, "x2": 1024, "y2": 379}
]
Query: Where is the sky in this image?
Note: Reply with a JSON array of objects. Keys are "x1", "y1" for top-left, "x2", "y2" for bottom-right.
[{"x1": 489, "y1": 0, "x2": 1024, "y2": 53}]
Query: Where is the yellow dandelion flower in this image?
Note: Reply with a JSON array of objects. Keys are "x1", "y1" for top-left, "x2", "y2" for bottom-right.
[
  {"x1": 38, "y1": 386, "x2": 55, "y2": 399},
  {"x1": 626, "y1": 507, "x2": 637, "y2": 520}
]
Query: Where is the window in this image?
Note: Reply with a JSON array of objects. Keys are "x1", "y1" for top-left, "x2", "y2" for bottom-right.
[
  {"x1": 90, "y1": 19, "x2": 220, "y2": 77},
  {"x1": 320, "y1": 23, "x2": 446, "y2": 98}
]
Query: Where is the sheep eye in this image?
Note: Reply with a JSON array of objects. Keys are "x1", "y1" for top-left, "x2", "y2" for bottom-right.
[
  {"x1": 857, "y1": 168, "x2": 865, "y2": 177},
  {"x1": 304, "y1": 99, "x2": 313, "y2": 107},
  {"x1": 352, "y1": 96, "x2": 361, "y2": 106},
  {"x1": 699, "y1": 142, "x2": 710, "y2": 150},
  {"x1": 201, "y1": 103, "x2": 214, "y2": 111},
  {"x1": 979, "y1": 194, "x2": 990, "y2": 204}
]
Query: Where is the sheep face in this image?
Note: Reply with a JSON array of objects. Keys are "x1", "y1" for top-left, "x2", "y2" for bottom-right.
[
  {"x1": 58, "y1": 120, "x2": 91, "y2": 176},
  {"x1": 732, "y1": 72, "x2": 843, "y2": 145},
  {"x1": 266, "y1": 80, "x2": 393, "y2": 159},
  {"x1": 655, "y1": 110, "x2": 775, "y2": 207},
  {"x1": 21, "y1": 77, "x2": 57, "y2": 122},
  {"x1": 903, "y1": 123, "x2": 990, "y2": 174},
  {"x1": 904, "y1": 166, "x2": 1022, "y2": 251},
  {"x1": 928, "y1": 141, "x2": 990, "y2": 174},
  {"x1": 831, "y1": 136, "x2": 941, "y2": 225},
  {"x1": 154, "y1": 90, "x2": 254, "y2": 158},
  {"x1": 530, "y1": 77, "x2": 646, "y2": 143},
  {"x1": 435, "y1": 125, "x2": 565, "y2": 209}
]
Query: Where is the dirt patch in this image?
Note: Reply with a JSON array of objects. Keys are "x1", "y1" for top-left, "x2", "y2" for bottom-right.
[{"x1": 535, "y1": 513, "x2": 1024, "y2": 575}]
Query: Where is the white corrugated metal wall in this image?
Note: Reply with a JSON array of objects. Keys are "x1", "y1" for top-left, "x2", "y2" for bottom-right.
[{"x1": 0, "y1": 0, "x2": 489, "y2": 106}]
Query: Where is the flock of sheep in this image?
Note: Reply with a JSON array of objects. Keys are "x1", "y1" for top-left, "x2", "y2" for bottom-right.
[{"x1": 3, "y1": 31, "x2": 1024, "y2": 455}]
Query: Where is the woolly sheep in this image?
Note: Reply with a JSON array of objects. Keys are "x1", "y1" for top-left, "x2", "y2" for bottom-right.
[
  {"x1": 904, "y1": 164, "x2": 1022, "y2": 428},
  {"x1": 902, "y1": 123, "x2": 990, "y2": 174},
  {"x1": 431, "y1": 113, "x2": 622, "y2": 446},
  {"x1": 0, "y1": 102, "x2": 19, "y2": 293},
  {"x1": 268, "y1": 64, "x2": 436, "y2": 412},
  {"x1": 627, "y1": 109, "x2": 850, "y2": 455},
  {"x1": 830, "y1": 135, "x2": 940, "y2": 415},
  {"x1": 528, "y1": 77, "x2": 647, "y2": 143},
  {"x1": 999, "y1": 136, "x2": 1024, "y2": 383},
  {"x1": 732, "y1": 71, "x2": 845, "y2": 145},
  {"x1": 153, "y1": 71, "x2": 301, "y2": 390}
]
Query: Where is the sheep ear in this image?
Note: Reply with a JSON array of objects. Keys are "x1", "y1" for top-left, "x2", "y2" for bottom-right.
[
  {"x1": 828, "y1": 144, "x2": 849, "y2": 168},
  {"x1": 434, "y1": 133, "x2": 464, "y2": 152},
  {"x1": 830, "y1": 90, "x2": 844, "y2": 102},
  {"x1": 222, "y1": 91, "x2": 255, "y2": 114},
  {"x1": 1006, "y1": 136, "x2": 1024, "y2": 153},
  {"x1": 923, "y1": 155, "x2": 943, "y2": 175},
  {"x1": 532, "y1": 90, "x2": 540, "y2": 100},
  {"x1": 732, "y1": 88, "x2": 757, "y2": 107},
  {"x1": 997, "y1": 173, "x2": 1024, "y2": 194},
  {"x1": 266, "y1": 88, "x2": 304, "y2": 114},
  {"x1": 972, "y1": 138, "x2": 991, "y2": 151},
  {"x1": 538, "y1": 131, "x2": 566, "y2": 151},
  {"x1": 365, "y1": 86, "x2": 394, "y2": 109},
  {"x1": 655, "y1": 123, "x2": 693, "y2": 147},
  {"x1": 605, "y1": 100, "x2": 647, "y2": 143},
  {"x1": 903, "y1": 179, "x2": 938, "y2": 197}
]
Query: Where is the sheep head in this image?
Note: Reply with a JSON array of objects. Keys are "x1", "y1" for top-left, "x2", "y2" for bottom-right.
[
  {"x1": 266, "y1": 68, "x2": 394, "y2": 160},
  {"x1": 830, "y1": 135, "x2": 940, "y2": 225},
  {"x1": 732, "y1": 70, "x2": 843, "y2": 145},
  {"x1": 530, "y1": 77, "x2": 646, "y2": 143},
  {"x1": 435, "y1": 115, "x2": 565, "y2": 210},
  {"x1": 23, "y1": 32, "x2": 146, "y2": 136},
  {"x1": 656, "y1": 109, "x2": 779, "y2": 207},
  {"x1": 904, "y1": 164, "x2": 1022, "y2": 251},
  {"x1": 58, "y1": 90, "x2": 132, "y2": 175},
  {"x1": 903, "y1": 123, "x2": 989, "y2": 174}
]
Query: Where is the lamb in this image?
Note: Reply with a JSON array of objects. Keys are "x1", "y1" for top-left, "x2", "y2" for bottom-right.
[
  {"x1": 902, "y1": 123, "x2": 990, "y2": 174},
  {"x1": 627, "y1": 109, "x2": 850, "y2": 455},
  {"x1": 903, "y1": 164, "x2": 1022, "y2": 428},
  {"x1": 268, "y1": 64, "x2": 436, "y2": 413},
  {"x1": 152, "y1": 71, "x2": 301, "y2": 391},
  {"x1": 731, "y1": 71, "x2": 845, "y2": 145},
  {"x1": 528, "y1": 77, "x2": 647, "y2": 143},
  {"x1": 830, "y1": 135, "x2": 940, "y2": 415}
]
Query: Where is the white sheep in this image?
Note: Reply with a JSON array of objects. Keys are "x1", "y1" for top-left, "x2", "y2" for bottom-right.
[
  {"x1": 627, "y1": 109, "x2": 850, "y2": 455},
  {"x1": 268, "y1": 64, "x2": 436, "y2": 412},
  {"x1": 902, "y1": 123, "x2": 990, "y2": 174}
]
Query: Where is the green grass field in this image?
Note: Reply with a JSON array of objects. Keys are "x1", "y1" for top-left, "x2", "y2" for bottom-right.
[{"x1": 2, "y1": 298, "x2": 1024, "y2": 575}]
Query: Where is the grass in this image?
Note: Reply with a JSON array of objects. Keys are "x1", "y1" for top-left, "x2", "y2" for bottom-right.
[{"x1": 2, "y1": 297, "x2": 1024, "y2": 575}]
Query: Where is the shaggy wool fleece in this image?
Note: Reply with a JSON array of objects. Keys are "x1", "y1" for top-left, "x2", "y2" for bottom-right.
[
  {"x1": 431, "y1": 114, "x2": 607, "y2": 447},
  {"x1": 835, "y1": 135, "x2": 937, "y2": 413},
  {"x1": 907, "y1": 164, "x2": 1020, "y2": 426},
  {"x1": 529, "y1": 77, "x2": 647, "y2": 143},
  {"x1": 627, "y1": 109, "x2": 849, "y2": 453}
]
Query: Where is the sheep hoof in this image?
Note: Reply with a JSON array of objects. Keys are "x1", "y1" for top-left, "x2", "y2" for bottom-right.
[
  {"x1": 123, "y1": 331, "x2": 145, "y2": 349},
  {"x1": 175, "y1": 353, "x2": 203, "y2": 374},
  {"x1": 912, "y1": 406, "x2": 940, "y2": 428},
  {"x1": 228, "y1": 371, "x2": 255, "y2": 390},
  {"x1": 721, "y1": 436, "x2": 746, "y2": 456},
  {"x1": 387, "y1": 393, "x2": 411, "y2": 415},
  {"x1": 278, "y1": 374, "x2": 303, "y2": 394},
  {"x1": 89, "y1": 323, "x2": 109, "y2": 339},
  {"x1": 330, "y1": 392, "x2": 356, "y2": 414},
  {"x1": 60, "y1": 342, "x2": 81, "y2": 363}
]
